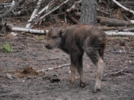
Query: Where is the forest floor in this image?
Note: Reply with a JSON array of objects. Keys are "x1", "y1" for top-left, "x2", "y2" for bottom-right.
[{"x1": 0, "y1": 32, "x2": 134, "y2": 100}]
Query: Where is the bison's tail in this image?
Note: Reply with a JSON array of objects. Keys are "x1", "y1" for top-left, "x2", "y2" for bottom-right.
[{"x1": 98, "y1": 36, "x2": 107, "y2": 59}]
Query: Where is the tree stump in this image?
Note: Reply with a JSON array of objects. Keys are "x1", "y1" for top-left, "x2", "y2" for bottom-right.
[{"x1": 79, "y1": 0, "x2": 97, "y2": 25}]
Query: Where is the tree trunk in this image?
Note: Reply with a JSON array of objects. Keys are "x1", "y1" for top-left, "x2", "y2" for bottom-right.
[{"x1": 79, "y1": 0, "x2": 97, "y2": 25}]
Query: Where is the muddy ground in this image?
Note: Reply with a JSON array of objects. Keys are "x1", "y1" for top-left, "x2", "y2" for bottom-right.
[{"x1": 0, "y1": 33, "x2": 134, "y2": 100}]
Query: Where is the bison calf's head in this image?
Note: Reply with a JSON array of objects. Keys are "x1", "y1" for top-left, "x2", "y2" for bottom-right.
[{"x1": 45, "y1": 27, "x2": 64, "y2": 49}]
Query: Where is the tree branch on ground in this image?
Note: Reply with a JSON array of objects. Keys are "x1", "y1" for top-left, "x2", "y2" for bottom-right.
[
  {"x1": 33, "y1": 0, "x2": 69, "y2": 26},
  {"x1": 112, "y1": 0, "x2": 134, "y2": 15},
  {"x1": 26, "y1": 0, "x2": 43, "y2": 28},
  {"x1": 66, "y1": 0, "x2": 81, "y2": 13},
  {"x1": 0, "y1": 0, "x2": 24, "y2": 18}
]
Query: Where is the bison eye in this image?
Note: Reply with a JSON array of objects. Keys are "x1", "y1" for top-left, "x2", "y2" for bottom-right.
[{"x1": 52, "y1": 36, "x2": 57, "y2": 39}]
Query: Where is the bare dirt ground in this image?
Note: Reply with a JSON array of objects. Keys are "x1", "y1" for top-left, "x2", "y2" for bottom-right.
[{"x1": 0, "y1": 33, "x2": 134, "y2": 100}]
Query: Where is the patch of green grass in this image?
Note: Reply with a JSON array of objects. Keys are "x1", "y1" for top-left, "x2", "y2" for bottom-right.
[
  {"x1": 38, "y1": 36, "x2": 44, "y2": 41},
  {"x1": 0, "y1": 43, "x2": 12, "y2": 53},
  {"x1": 0, "y1": 44, "x2": 2, "y2": 50},
  {"x1": 128, "y1": 60, "x2": 134, "y2": 65},
  {"x1": 3, "y1": 43, "x2": 12, "y2": 52}
]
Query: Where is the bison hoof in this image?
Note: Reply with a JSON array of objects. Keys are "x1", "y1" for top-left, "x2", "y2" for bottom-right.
[
  {"x1": 93, "y1": 88, "x2": 101, "y2": 93},
  {"x1": 70, "y1": 80, "x2": 74, "y2": 87},
  {"x1": 80, "y1": 82, "x2": 86, "y2": 88}
]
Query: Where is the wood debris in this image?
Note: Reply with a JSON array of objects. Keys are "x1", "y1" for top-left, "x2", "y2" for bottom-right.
[{"x1": 0, "y1": 0, "x2": 134, "y2": 35}]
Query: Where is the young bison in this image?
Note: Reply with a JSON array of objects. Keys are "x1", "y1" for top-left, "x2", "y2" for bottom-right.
[{"x1": 45, "y1": 25, "x2": 107, "y2": 93}]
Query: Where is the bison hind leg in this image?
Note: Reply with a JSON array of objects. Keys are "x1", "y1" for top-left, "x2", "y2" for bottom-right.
[{"x1": 85, "y1": 48, "x2": 105, "y2": 93}]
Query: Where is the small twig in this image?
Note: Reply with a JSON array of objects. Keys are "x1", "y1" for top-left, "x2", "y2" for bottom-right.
[
  {"x1": 104, "y1": 67, "x2": 134, "y2": 77},
  {"x1": 37, "y1": 63, "x2": 70, "y2": 72},
  {"x1": 46, "y1": 58, "x2": 60, "y2": 61},
  {"x1": 97, "y1": 8, "x2": 109, "y2": 15},
  {"x1": 111, "y1": 50, "x2": 126, "y2": 54}
]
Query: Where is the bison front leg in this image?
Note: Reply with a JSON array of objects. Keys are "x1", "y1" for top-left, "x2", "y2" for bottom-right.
[
  {"x1": 77, "y1": 52, "x2": 86, "y2": 88},
  {"x1": 70, "y1": 63, "x2": 76, "y2": 85},
  {"x1": 70, "y1": 53, "x2": 77, "y2": 85},
  {"x1": 70, "y1": 51, "x2": 85, "y2": 87},
  {"x1": 94, "y1": 57, "x2": 105, "y2": 93}
]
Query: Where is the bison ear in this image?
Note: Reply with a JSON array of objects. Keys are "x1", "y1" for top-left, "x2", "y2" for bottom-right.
[{"x1": 59, "y1": 29, "x2": 65, "y2": 37}]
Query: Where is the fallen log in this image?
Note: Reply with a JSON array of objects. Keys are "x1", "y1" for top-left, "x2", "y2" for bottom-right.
[
  {"x1": 99, "y1": 26, "x2": 121, "y2": 31},
  {"x1": 121, "y1": 28, "x2": 134, "y2": 32},
  {"x1": 11, "y1": 27, "x2": 134, "y2": 36},
  {"x1": 99, "y1": 26, "x2": 134, "y2": 32},
  {"x1": 105, "y1": 31, "x2": 134, "y2": 36},
  {"x1": 73, "y1": 13, "x2": 132, "y2": 27},
  {"x1": 5, "y1": 23, "x2": 134, "y2": 36},
  {"x1": 100, "y1": 18, "x2": 129, "y2": 26},
  {"x1": 2, "y1": 23, "x2": 48, "y2": 35},
  {"x1": 97, "y1": 16, "x2": 134, "y2": 26},
  {"x1": 11, "y1": 27, "x2": 47, "y2": 35}
]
